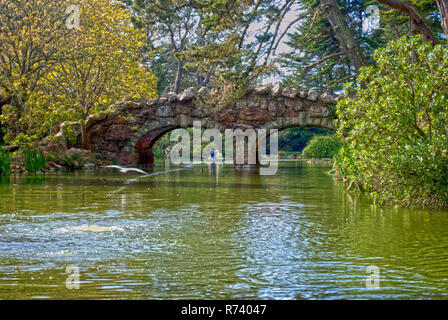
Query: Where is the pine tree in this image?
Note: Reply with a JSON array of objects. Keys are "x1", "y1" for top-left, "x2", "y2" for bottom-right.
[{"x1": 279, "y1": 0, "x2": 445, "y2": 92}]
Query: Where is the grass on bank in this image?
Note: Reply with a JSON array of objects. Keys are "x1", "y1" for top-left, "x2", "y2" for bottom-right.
[
  {"x1": 0, "y1": 150, "x2": 11, "y2": 176},
  {"x1": 24, "y1": 150, "x2": 47, "y2": 172}
]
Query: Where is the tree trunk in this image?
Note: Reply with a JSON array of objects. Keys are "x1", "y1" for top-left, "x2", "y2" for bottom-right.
[
  {"x1": 436, "y1": 0, "x2": 448, "y2": 39},
  {"x1": 377, "y1": 0, "x2": 435, "y2": 42},
  {"x1": 321, "y1": 0, "x2": 368, "y2": 72},
  {"x1": 0, "y1": 96, "x2": 12, "y2": 144},
  {"x1": 0, "y1": 96, "x2": 11, "y2": 109},
  {"x1": 197, "y1": 73, "x2": 205, "y2": 87},
  {"x1": 0, "y1": 96, "x2": 12, "y2": 118},
  {"x1": 81, "y1": 120, "x2": 87, "y2": 150},
  {"x1": 173, "y1": 60, "x2": 184, "y2": 94}
]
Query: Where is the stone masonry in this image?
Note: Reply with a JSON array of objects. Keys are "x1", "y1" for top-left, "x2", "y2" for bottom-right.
[{"x1": 82, "y1": 85, "x2": 337, "y2": 165}]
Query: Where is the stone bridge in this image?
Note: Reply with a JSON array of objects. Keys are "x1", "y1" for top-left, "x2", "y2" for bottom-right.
[{"x1": 81, "y1": 85, "x2": 337, "y2": 165}]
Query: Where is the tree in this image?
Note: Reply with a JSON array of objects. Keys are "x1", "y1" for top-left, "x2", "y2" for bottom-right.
[
  {"x1": 43, "y1": 0, "x2": 158, "y2": 146},
  {"x1": 377, "y1": 0, "x2": 435, "y2": 41},
  {"x1": 436, "y1": 0, "x2": 448, "y2": 39},
  {"x1": 0, "y1": 0, "x2": 73, "y2": 143},
  {"x1": 281, "y1": 0, "x2": 446, "y2": 91},
  {"x1": 281, "y1": 0, "x2": 381, "y2": 91},
  {"x1": 130, "y1": 0, "x2": 305, "y2": 95},
  {"x1": 321, "y1": 0, "x2": 368, "y2": 71},
  {"x1": 280, "y1": 0, "x2": 361, "y2": 91},
  {"x1": 336, "y1": 36, "x2": 448, "y2": 207},
  {"x1": 0, "y1": 0, "x2": 158, "y2": 146},
  {"x1": 131, "y1": 0, "x2": 213, "y2": 94}
]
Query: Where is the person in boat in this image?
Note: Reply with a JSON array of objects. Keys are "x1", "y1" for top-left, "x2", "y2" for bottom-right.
[
  {"x1": 210, "y1": 149, "x2": 216, "y2": 161},
  {"x1": 214, "y1": 149, "x2": 222, "y2": 161}
]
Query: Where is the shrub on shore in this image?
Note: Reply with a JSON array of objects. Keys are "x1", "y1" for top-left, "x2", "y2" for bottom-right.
[
  {"x1": 336, "y1": 36, "x2": 448, "y2": 208},
  {"x1": 302, "y1": 135, "x2": 342, "y2": 159}
]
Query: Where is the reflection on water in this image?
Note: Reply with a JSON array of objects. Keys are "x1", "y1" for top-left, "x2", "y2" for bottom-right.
[{"x1": 0, "y1": 161, "x2": 448, "y2": 299}]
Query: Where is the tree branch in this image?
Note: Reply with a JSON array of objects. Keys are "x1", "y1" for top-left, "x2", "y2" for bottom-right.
[{"x1": 377, "y1": 0, "x2": 435, "y2": 42}]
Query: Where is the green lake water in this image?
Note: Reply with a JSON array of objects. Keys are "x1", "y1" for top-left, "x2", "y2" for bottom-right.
[{"x1": 0, "y1": 160, "x2": 448, "y2": 299}]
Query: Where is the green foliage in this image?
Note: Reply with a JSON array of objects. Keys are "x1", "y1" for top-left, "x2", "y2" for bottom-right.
[
  {"x1": 0, "y1": 150, "x2": 11, "y2": 176},
  {"x1": 62, "y1": 154, "x2": 88, "y2": 171},
  {"x1": 62, "y1": 125, "x2": 79, "y2": 146},
  {"x1": 153, "y1": 134, "x2": 172, "y2": 159},
  {"x1": 279, "y1": 0, "x2": 445, "y2": 91},
  {"x1": 0, "y1": 0, "x2": 157, "y2": 147},
  {"x1": 302, "y1": 135, "x2": 342, "y2": 158},
  {"x1": 24, "y1": 150, "x2": 47, "y2": 172},
  {"x1": 130, "y1": 0, "x2": 294, "y2": 98},
  {"x1": 279, "y1": 128, "x2": 334, "y2": 152},
  {"x1": 0, "y1": 126, "x2": 5, "y2": 146},
  {"x1": 336, "y1": 35, "x2": 448, "y2": 207},
  {"x1": 280, "y1": 0, "x2": 357, "y2": 91}
]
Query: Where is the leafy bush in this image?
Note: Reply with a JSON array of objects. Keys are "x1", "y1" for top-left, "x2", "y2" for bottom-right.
[
  {"x1": 0, "y1": 150, "x2": 11, "y2": 176},
  {"x1": 63, "y1": 153, "x2": 88, "y2": 171},
  {"x1": 302, "y1": 135, "x2": 342, "y2": 158},
  {"x1": 153, "y1": 133, "x2": 174, "y2": 159},
  {"x1": 25, "y1": 150, "x2": 47, "y2": 172},
  {"x1": 279, "y1": 128, "x2": 334, "y2": 152},
  {"x1": 336, "y1": 36, "x2": 448, "y2": 207}
]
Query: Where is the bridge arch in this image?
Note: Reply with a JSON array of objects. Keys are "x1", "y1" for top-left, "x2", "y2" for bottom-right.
[{"x1": 82, "y1": 86, "x2": 337, "y2": 165}]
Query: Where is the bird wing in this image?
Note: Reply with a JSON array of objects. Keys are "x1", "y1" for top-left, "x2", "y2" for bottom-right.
[
  {"x1": 103, "y1": 165, "x2": 122, "y2": 170},
  {"x1": 127, "y1": 168, "x2": 148, "y2": 174}
]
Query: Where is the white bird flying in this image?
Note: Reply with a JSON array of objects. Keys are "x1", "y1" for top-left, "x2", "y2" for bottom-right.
[{"x1": 102, "y1": 165, "x2": 148, "y2": 174}]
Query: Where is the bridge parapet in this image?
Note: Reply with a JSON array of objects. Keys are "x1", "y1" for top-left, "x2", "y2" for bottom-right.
[{"x1": 76, "y1": 85, "x2": 338, "y2": 165}]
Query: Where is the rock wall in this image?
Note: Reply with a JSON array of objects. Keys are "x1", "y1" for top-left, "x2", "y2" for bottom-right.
[{"x1": 79, "y1": 85, "x2": 337, "y2": 165}]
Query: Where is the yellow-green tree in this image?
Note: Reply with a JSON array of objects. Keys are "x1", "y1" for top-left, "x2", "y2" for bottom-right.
[
  {"x1": 0, "y1": 0, "x2": 73, "y2": 144},
  {"x1": 0, "y1": 0, "x2": 158, "y2": 146},
  {"x1": 43, "y1": 0, "x2": 158, "y2": 145}
]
